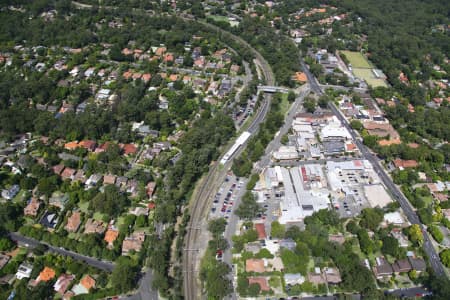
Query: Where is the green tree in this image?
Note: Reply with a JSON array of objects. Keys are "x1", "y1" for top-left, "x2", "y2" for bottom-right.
[
  {"x1": 270, "y1": 221, "x2": 285, "y2": 239},
  {"x1": 111, "y1": 257, "x2": 138, "y2": 293},
  {"x1": 359, "y1": 208, "x2": 384, "y2": 231},
  {"x1": 235, "y1": 192, "x2": 263, "y2": 220},
  {"x1": 208, "y1": 218, "x2": 227, "y2": 239}
]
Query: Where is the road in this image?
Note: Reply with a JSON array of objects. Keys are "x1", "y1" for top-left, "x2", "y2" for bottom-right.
[
  {"x1": 301, "y1": 58, "x2": 447, "y2": 278},
  {"x1": 182, "y1": 22, "x2": 275, "y2": 300},
  {"x1": 9, "y1": 232, "x2": 115, "y2": 272},
  {"x1": 256, "y1": 86, "x2": 310, "y2": 171}
]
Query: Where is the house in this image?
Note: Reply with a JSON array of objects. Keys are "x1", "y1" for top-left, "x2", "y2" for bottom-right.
[
  {"x1": 248, "y1": 277, "x2": 270, "y2": 292},
  {"x1": 279, "y1": 239, "x2": 297, "y2": 251},
  {"x1": 61, "y1": 167, "x2": 76, "y2": 180},
  {"x1": 1, "y1": 184, "x2": 20, "y2": 200},
  {"x1": 104, "y1": 228, "x2": 119, "y2": 248},
  {"x1": 40, "y1": 211, "x2": 58, "y2": 229},
  {"x1": 16, "y1": 263, "x2": 33, "y2": 280},
  {"x1": 65, "y1": 211, "x2": 82, "y2": 232},
  {"x1": 308, "y1": 268, "x2": 326, "y2": 284},
  {"x1": 324, "y1": 267, "x2": 342, "y2": 284},
  {"x1": 293, "y1": 72, "x2": 308, "y2": 83},
  {"x1": 391, "y1": 228, "x2": 409, "y2": 247},
  {"x1": 146, "y1": 182, "x2": 156, "y2": 198},
  {"x1": 84, "y1": 218, "x2": 106, "y2": 234},
  {"x1": 245, "y1": 258, "x2": 265, "y2": 273},
  {"x1": 52, "y1": 164, "x2": 65, "y2": 175},
  {"x1": 130, "y1": 207, "x2": 149, "y2": 216},
  {"x1": 127, "y1": 179, "x2": 139, "y2": 197},
  {"x1": 383, "y1": 211, "x2": 408, "y2": 226},
  {"x1": 73, "y1": 170, "x2": 86, "y2": 183},
  {"x1": 122, "y1": 231, "x2": 146, "y2": 255},
  {"x1": 328, "y1": 234, "x2": 345, "y2": 245},
  {"x1": 393, "y1": 159, "x2": 418, "y2": 169},
  {"x1": 254, "y1": 223, "x2": 267, "y2": 240},
  {"x1": 408, "y1": 257, "x2": 426, "y2": 273},
  {"x1": 64, "y1": 141, "x2": 79, "y2": 151},
  {"x1": 85, "y1": 174, "x2": 103, "y2": 187},
  {"x1": 115, "y1": 176, "x2": 128, "y2": 189},
  {"x1": 245, "y1": 241, "x2": 263, "y2": 254},
  {"x1": 49, "y1": 191, "x2": 69, "y2": 209},
  {"x1": 120, "y1": 143, "x2": 137, "y2": 156},
  {"x1": 24, "y1": 198, "x2": 41, "y2": 217},
  {"x1": 72, "y1": 275, "x2": 96, "y2": 295},
  {"x1": 392, "y1": 259, "x2": 412, "y2": 274},
  {"x1": 0, "y1": 254, "x2": 10, "y2": 270},
  {"x1": 54, "y1": 274, "x2": 75, "y2": 294},
  {"x1": 284, "y1": 273, "x2": 305, "y2": 286},
  {"x1": 78, "y1": 140, "x2": 97, "y2": 151},
  {"x1": 373, "y1": 257, "x2": 393, "y2": 279},
  {"x1": 103, "y1": 174, "x2": 116, "y2": 185},
  {"x1": 36, "y1": 266, "x2": 56, "y2": 283}
]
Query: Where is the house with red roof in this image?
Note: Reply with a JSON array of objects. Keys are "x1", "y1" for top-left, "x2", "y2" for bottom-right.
[
  {"x1": 255, "y1": 223, "x2": 267, "y2": 240},
  {"x1": 120, "y1": 143, "x2": 137, "y2": 155},
  {"x1": 79, "y1": 140, "x2": 97, "y2": 151}
]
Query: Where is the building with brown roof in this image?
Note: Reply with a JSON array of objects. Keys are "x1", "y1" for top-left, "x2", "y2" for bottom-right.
[
  {"x1": 61, "y1": 167, "x2": 76, "y2": 180},
  {"x1": 324, "y1": 267, "x2": 342, "y2": 284},
  {"x1": 120, "y1": 143, "x2": 137, "y2": 155},
  {"x1": 122, "y1": 231, "x2": 146, "y2": 255},
  {"x1": 328, "y1": 234, "x2": 345, "y2": 245},
  {"x1": 52, "y1": 164, "x2": 65, "y2": 175},
  {"x1": 104, "y1": 228, "x2": 119, "y2": 248},
  {"x1": 24, "y1": 198, "x2": 41, "y2": 217},
  {"x1": 373, "y1": 257, "x2": 393, "y2": 279},
  {"x1": 65, "y1": 211, "x2": 81, "y2": 232},
  {"x1": 84, "y1": 218, "x2": 106, "y2": 234},
  {"x1": 248, "y1": 277, "x2": 270, "y2": 292},
  {"x1": 254, "y1": 223, "x2": 267, "y2": 240},
  {"x1": 392, "y1": 259, "x2": 412, "y2": 274},
  {"x1": 245, "y1": 258, "x2": 265, "y2": 273},
  {"x1": 103, "y1": 174, "x2": 116, "y2": 185},
  {"x1": 308, "y1": 270, "x2": 326, "y2": 284},
  {"x1": 393, "y1": 159, "x2": 419, "y2": 169},
  {"x1": 78, "y1": 140, "x2": 97, "y2": 151}
]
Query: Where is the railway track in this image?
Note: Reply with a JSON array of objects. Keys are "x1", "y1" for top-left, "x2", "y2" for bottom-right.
[{"x1": 182, "y1": 22, "x2": 275, "y2": 300}]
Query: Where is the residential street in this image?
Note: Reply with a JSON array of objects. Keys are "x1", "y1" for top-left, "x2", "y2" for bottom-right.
[{"x1": 9, "y1": 232, "x2": 115, "y2": 272}]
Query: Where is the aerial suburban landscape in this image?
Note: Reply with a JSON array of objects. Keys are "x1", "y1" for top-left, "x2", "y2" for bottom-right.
[{"x1": 0, "y1": 0, "x2": 448, "y2": 299}]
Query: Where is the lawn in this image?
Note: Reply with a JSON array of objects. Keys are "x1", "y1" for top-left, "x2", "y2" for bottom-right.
[
  {"x1": 340, "y1": 50, "x2": 372, "y2": 68},
  {"x1": 78, "y1": 201, "x2": 90, "y2": 213},
  {"x1": 208, "y1": 15, "x2": 229, "y2": 23},
  {"x1": 353, "y1": 68, "x2": 388, "y2": 88},
  {"x1": 93, "y1": 212, "x2": 107, "y2": 221}
]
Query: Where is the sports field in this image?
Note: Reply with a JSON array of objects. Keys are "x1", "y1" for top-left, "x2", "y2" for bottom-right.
[
  {"x1": 353, "y1": 68, "x2": 388, "y2": 88},
  {"x1": 340, "y1": 50, "x2": 388, "y2": 87},
  {"x1": 340, "y1": 50, "x2": 372, "y2": 68}
]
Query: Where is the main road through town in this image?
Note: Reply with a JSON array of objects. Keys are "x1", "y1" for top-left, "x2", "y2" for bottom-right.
[{"x1": 300, "y1": 57, "x2": 447, "y2": 278}]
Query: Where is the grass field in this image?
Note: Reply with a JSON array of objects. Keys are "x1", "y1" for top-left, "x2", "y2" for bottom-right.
[
  {"x1": 353, "y1": 68, "x2": 388, "y2": 88},
  {"x1": 340, "y1": 50, "x2": 372, "y2": 68}
]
